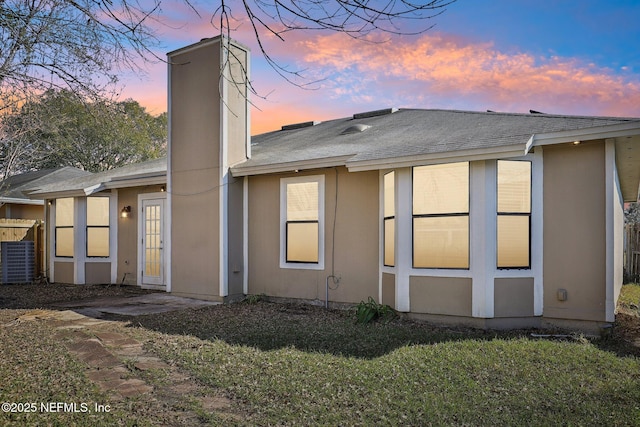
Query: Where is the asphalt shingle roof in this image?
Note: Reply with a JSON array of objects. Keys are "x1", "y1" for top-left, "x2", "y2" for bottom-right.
[
  {"x1": 28, "y1": 158, "x2": 167, "y2": 196},
  {"x1": 234, "y1": 109, "x2": 640, "y2": 173},
  {"x1": 0, "y1": 167, "x2": 91, "y2": 199}
]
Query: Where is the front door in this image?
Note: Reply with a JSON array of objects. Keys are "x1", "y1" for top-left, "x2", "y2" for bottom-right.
[{"x1": 141, "y1": 198, "x2": 164, "y2": 286}]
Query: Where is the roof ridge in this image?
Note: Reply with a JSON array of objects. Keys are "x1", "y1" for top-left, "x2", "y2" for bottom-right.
[{"x1": 396, "y1": 107, "x2": 640, "y2": 121}]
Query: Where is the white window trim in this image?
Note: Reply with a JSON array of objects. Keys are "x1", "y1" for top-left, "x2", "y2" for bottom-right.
[
  {"x1": 279, "y1": 175, "x2": 325, "y2": 270},
  {"x1": 380, "y1": 154, "x2": 543, "y2": 318},
  {"x1": 50, "y1": 194, "x2": 117, "y2": 285},
  {"x1": 86, "y1": 195, "x2": 113, "y2": 259}
]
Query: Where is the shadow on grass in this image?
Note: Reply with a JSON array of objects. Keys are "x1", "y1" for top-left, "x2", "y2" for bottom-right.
[
  {"x1": 123, "y1": 301, "x2": 640, "y2": 359},
  {"x1": 118, "y1": 300, "x2": 545, "y2": 359},
  {"x1": 2, "y1": 284, "x2": 639, "y2": 359}
]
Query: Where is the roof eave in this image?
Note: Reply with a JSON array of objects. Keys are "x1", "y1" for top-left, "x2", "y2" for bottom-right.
[
  {"x1": 103, "y1": 174, "x2": 166, "y2": 189},
  {"x1": 346, "y1": 144, "x2": 528, "y2": 172},
  {"x1": 0, "y1": 197, "x2": 44, "y2": 206},
  {"x1": 526, "y1": 121, "x2": 640, "y2": 152},
  {"x1": 231, "y1": 155, "x2": 353, "y2": 177}
]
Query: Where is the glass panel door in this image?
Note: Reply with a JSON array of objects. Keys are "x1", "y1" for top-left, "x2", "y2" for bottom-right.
[{"x1": 142, "y1": 199, "x2": 164, "y2": 285}]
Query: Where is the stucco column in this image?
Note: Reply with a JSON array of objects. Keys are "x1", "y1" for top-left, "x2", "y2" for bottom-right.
[
  {"x1": 470, "y1": 161, "x2": 495, "y2": 318},
  {"x1": 395, "y1": 167, "x2": 412, "y2": 312}
]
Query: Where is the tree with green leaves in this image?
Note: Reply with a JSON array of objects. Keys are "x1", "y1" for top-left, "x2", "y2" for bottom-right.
[{"x1": 0, "y1": 90, "x2": 166, "y2": 177}]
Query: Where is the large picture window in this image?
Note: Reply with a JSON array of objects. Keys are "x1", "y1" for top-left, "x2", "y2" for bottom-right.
[
  {"x1": 86, "y1": 196, "x2": 110, "y2": 257},
  {"x1": 55, "y1": 197, "x2": 74, "y2": 257},
  {"x1": 497, "y1": 160, "x2": 531, "y2": 268},
  {"x1": 383, "y1": 172, "x2": 395, "y2": 267},
  {"x1": 282, "y1": 177, "x2": 323, "y2": 264},
  {"x1": 413, "y1": 162, "x2": 469, "y2": 269}
]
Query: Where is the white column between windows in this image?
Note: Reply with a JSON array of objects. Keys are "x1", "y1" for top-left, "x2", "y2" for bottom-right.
[
  {"x1": 531, "y1": 148, "x2": 544, "y2": 316},
  {"x1": 75, "y1": 197, "x2": 86, "y2": 285},
  {"x1": 395, "y1": 167, "x2": 412, "y2": 312},
  {"x1": 110, "y1": 192, "x2": 118, "y2": 284},
  {"x1": 471, "y1": 161, "x2": 495, "y2": 318}
]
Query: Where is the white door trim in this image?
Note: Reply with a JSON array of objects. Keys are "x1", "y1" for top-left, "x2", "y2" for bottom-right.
[{"x1": 137, "y1": 192, "x2": 167, "y2": 290}]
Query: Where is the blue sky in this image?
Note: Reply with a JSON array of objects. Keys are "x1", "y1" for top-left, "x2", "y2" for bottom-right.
[{"x1": 119, "y1": 0, "x2": 640, "y2": 134}]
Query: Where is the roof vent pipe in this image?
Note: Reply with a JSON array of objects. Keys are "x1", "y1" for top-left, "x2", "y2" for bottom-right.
[
  {"x1": 353, "y1": 108, "x2": 398, "y2": 120},
  {"x1": 281, "y1": 121, "x2": 321, "y2": 131}
]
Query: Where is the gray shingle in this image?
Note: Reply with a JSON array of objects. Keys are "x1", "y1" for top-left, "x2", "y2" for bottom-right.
[
  {"x1": 28, "y1": 158, "x2": 167, "y2": 196},
  {"x1": 235, "y1": 109, "x2": 639, "y2": 173}
]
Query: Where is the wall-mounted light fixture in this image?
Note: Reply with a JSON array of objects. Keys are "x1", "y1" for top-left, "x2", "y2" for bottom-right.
[
  {"x1": 160, "y1": 185, "x2": 166, "y2": 192},
  {"x1": 121, "y1": 206, "x2": 132, "y2": 218},
  {"x1": 573, "y1": 140, "x2": 581, "y2": 145}
]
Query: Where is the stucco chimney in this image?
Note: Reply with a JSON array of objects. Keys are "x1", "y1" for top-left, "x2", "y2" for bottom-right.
[{"x1": 167, "y1": 36, "x2": 250, "y2": 301}]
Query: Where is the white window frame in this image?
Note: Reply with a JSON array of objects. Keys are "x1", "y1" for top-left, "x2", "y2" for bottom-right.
[
  {"x1": 86, "y1": 195, "x2": 111, "y2": 258},
  {"x1": 53, "y1": 197, "x2": 76, "y2": 259},
  {"x1": 279, "y1": 175, "x2": 325, "y2": 270},
  {"x1": 411, "y1": 162, "x2": 470, "y2": 270}
]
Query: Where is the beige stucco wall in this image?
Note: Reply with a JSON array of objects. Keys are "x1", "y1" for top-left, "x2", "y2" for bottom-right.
[
  {"x1": 116, "y1": 186, "x2": 165, "y2": 286},
  {"x1": 171, "y1": 171, "x2": 221, "y2": 300},
  {"x1": 226, "y1": 43, "x2": 249, "y2": 167},
  {"x1": 169, "y1": 38, "x2": 249, "y2": 301},
  {"x1": 227, "y1": 176, "x2": 245, "y2": 297},
  {"x1": 409, "y1": 276, "x2": 472, "y2": 316},
  {"x1": 170, "y1": 42, "x2": 221, "y2": 173},
  {"x1": 170, "y1": 40, "x2": 223, "y2": 300},
  {"x1": 53, "y1": 261, "x2": 73, "y2": 284},
  {"x1": 382, "y1": 272, "x2": 395, "y2": 307},
  {"x1": 543, "y1": 141, "x2": 607, "y2": 322},
  {"x1": 85, "y1": 262, "x2": 111, "y2": 284},
  {"x1": 494, "y1": 277, "x2": 534, "y2": 317},
  {"x1": 247, "y1": 167, "x2": 379, "y2": 304}
]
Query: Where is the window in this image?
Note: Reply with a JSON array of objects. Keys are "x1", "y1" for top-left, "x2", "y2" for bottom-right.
[
  {"x1": 86, "y1": 196, "x2": 110, "y2": 257},
  {"x1": 383, "y1": 171, "x2": 395, "y2": 267},
  {"x1": 55, "y1": 198, "x2": 74, "y2": 257},
  {"x1": 413, "y1": 162, "x2": 469, "y2": 269},
  {"x1": 282, "y1": 176, "x2": 324, "y2": 265},
  {"x1": 497, "y1": 160, "x2": 531, "y2": 268}
]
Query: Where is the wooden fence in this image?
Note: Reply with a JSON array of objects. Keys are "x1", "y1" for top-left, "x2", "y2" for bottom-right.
[{"x1": 0, "y1": 219, "x2": 44, "y2": 281}]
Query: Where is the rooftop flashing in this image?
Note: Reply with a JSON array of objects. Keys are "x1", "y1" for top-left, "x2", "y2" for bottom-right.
[
  {"x1": 281, "y1": 121, "x2": 321, "y2": 131},
  {"x1": 341, "y1": 123, "x2": 371, "y2": 135},
  {"x1": 353, "y1": 108, "x2": 398, "y2": 120}
]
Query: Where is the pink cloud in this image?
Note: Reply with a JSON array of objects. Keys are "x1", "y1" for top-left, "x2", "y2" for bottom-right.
[
  {"x1": 118, "y1": 22, "x2": 640, "y2": 137},
  {"x1": 294, "y1": 32, "x2": 640, "y2": 117}
]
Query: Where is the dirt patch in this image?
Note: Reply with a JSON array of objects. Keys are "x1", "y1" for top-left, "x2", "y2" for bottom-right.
[{"x1": 0, "y1": 283, "x2": 154, "y2": 310}]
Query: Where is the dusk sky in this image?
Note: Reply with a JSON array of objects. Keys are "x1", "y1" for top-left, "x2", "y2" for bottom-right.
[{"x1": 117, "y1": 0, "x2": 640, "y2": 135}]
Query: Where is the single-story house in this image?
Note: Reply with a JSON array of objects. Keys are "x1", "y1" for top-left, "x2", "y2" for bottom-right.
[{"x1": 29, "y1": 36, "x2": 640, "y2": 331}]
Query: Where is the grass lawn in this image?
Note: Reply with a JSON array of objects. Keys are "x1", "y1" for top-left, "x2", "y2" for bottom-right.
[{"x1": 1, "y1": 283, "x2": 639, "y2": 426}]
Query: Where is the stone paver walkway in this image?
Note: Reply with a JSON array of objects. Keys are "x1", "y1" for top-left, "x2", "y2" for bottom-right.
[{"x1": 12, "y1": 309, "x2": 240, "y2": 425}]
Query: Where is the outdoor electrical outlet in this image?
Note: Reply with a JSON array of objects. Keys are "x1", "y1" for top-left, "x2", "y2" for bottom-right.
[{"x1": 557, "y1": 289, "x2": 568, "y2": 301}]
